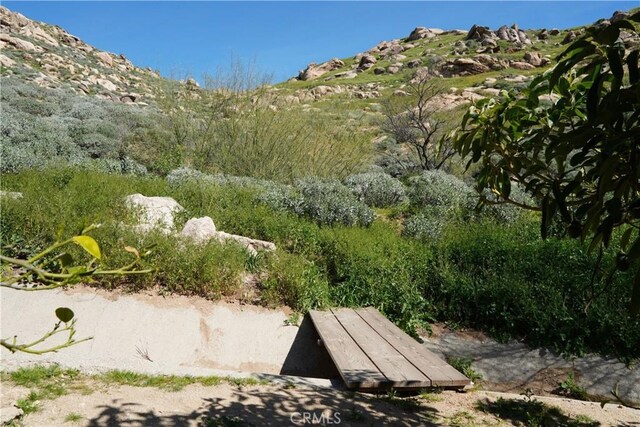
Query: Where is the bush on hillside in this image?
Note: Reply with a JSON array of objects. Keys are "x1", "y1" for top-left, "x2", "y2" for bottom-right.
[
  {"x1": 0, "y1": 77, "x2": 166, "y2": 174},
  {"x1": 406, "y1": 170, "x2": 476, "y2": 213},
  {"x1": 293, "y1": 178, "x2": 375, "y2": 227},
  {"x1": 402, "y1": 210, "x2": 448, "y2": 241},
  {"x1": 344, "y1": 172, "x2": 407, "y2": 207},
  {"x1": 480, "y1": 185, "x2": 535, "y2": 224}
]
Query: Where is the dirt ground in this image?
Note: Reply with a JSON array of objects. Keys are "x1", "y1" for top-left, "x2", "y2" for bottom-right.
[{"x1": 3, "y1": 380, "x2": 640, "y2": 426}]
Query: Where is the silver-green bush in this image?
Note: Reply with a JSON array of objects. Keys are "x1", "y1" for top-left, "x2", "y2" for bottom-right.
[
  {"x1": 344, "y1": 172, "x2": 407, "y2": 207},
  {"x1": 293, "y1": 178, "x2": 374, "y2": 226},
  {"x1": 406, "y1": 170, "x2": 476, "y2": 216}
]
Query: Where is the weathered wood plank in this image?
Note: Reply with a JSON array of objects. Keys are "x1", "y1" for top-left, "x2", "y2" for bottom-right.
[
  {"x1": 308, "y1": 310, "x2": 388, "y2": 389},
  {"x1": 356, "y1": 307, "x2": 471, "y2": 387},
  {"x1": 331, "y1": 308, "x2": 432, "y2": 388}
]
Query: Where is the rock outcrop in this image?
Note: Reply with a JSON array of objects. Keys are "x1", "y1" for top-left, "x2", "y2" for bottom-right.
[
  {"x1": 357, "y1": 54, "x2": 377, "y2": 71},
  {"x1": 297, "y1": 58, "x2": 345, "y2": 81},
  {"x1": 405, "y1": 27, "x2": 443, "y2": 41},
  {"x1": 466, "y1": 23, "x2": 532, "y2": 47}
]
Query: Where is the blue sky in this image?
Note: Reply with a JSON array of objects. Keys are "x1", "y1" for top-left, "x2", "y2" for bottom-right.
[{"x1": 4, "y1": 1, "x2": 637, "y2": 82}]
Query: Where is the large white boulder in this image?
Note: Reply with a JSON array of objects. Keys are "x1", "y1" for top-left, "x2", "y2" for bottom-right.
[{"x1": 124, "y1": 194, "x2": 184, "y2": 233}]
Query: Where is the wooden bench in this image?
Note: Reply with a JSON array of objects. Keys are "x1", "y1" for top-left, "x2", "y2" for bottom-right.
[{"x1": 309, "y1": 307, "x2": 470, "y2": 391}]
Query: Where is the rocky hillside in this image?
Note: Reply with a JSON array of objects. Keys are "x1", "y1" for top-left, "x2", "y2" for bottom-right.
[
  {"x1": 0, "y1": 6, "x2": 164, "y2": 105},
  {"x1": 2, "y1": 5, "x2": 637, "y2": 111},
  {"x1": 278, "y1": 9, "x2": 638, "y2": 107}
]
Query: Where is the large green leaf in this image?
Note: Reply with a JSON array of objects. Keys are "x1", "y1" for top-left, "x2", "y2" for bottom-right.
[
  {"x1": 55, "y1": 307, "x2": 75, "y2": 323},
  {"x1": 72, "y1": 235, "x2": 101, "y2": 260}
]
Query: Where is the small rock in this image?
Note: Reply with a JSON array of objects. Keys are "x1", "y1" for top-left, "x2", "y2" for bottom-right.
[
  {"x1": 510, "y1": 61, "x2": 536, "y2": 70},
  {"x1": 466, "y1": 24, "x2": 493, "y2": 42},
  {"x1": 181, "y1": 217, "x2": 217, "y2": 243},
  {"x1": 406, "y1": 27, "x2": 441, "y2": 41},
  {"x1": 373, "y1": 67, "x2": 385, "y2": 75},
  {"x1": 96, "y1": 78, "x2": 117, "y2": 92},
  {"x1": 453, "y1": 58, "x2": 490, "y2": 74},
  {"x1": 357, "y1": 54, "x2": 377, "y2": 70},
  {"x1": 610, "y1": 11, "x2": 629, "y2": 23},
  {"x1": 0, "y1": 53, "x2": 15, "y2": 67},
  {"x1": 334, "y1": 70, "x2": 358, "y2": 79},
  {"x1": 0, "y1": 406, "x2": 23, "y2": 424},
  {"x1": 523, "y1": 51, "x2": 549, "y2": 67},
  {"x1": 406, "y1": 59, "x2": 422, "y2": 68},
  {"x1": 95, "y1": 51, "x2": 113, "y2": 67},
  {"x1": 386, "y1": 65, "x2": 401, "y2": 74},
  {"x1": 0, "y1": 190, "x2": 23, "y2": 199},
  {"x1": 562, "y1": 31, "x2": 577, "y2": 44},
  {"x1": 0, "y1": 34, "x2": 37, "y2": 51},
  {"x1": 297, "y1": 58, "x2": 344, "y2": 81},
  {"x1": 213, "y1": 231, "x2": 276, "y2": 255}
]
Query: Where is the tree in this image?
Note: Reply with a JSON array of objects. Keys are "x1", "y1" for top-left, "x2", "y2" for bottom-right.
[
  {"x1": 453, "y1": 12, "x2": 640, "y2": 315},
  {"x1": 381, "y1": 78, "x2": 456, "y2": 171},
  {"x1": 1, "y1": 224, "x2": 152, "y2": 354}
]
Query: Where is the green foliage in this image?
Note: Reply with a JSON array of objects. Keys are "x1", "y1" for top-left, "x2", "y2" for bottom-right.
[
  {"x1": 556, "y1": 372, "x2": 589, "y2": 401},
  {"x1": 454, "y1": 13, "x2": 640, "y2": 315},
  {"x1": 477, "y1": 397, "x2": 599, "y2": 427},
  {"x1": 406, "y1": 170, "x2": 475, "y2": 215},
  {"x1": 1, "y1": 223, "x2": 151, "y2": 354},
  {"x1": 98, "y1": 369, "x2": 266, "y2": 391},
  {"x1": 293, "y1": 178, "x2": 375, "y2": 227},
  {"x1": 64, "y1": 412, "x2": 83, "y2": 423},
  {"x1": 320, "y1": 224, "x2": 434, "y2": 334},
  {"x1": 261, "y1": 251, "x2": 331, "y2": 312},
  {"x1": 446, "y1": 357, "x2": 483, "y2": 382},
  {"x1": 402, "y1": 211, "x2": 448, "y2": 241},
  {"x1": 428, "y1": 220, "x2": 640, "y2": 360},
  {"x1": 10, "y1": 365, "x2": 80, "y2": 388},
  {"x1": 343, "y1": 172, "x2": 407, "y2": 208},
  {"x1": 3, "y1": 168, "x2": 640, "y2": 358},
  {"x1": 160, "y1": 67, "x2": 372, "y2": 182},
  {"x1": 9, "y1": 365, "x2": 81, "y2": 414}
]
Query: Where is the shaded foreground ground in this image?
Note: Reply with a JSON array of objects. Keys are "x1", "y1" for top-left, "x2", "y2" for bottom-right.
[{"x1": 3, "y1": 379, "x2": 640, "y2": 426}]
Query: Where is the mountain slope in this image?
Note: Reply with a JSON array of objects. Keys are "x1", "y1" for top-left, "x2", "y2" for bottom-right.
[
  {"x1": 276, "y1": 9, "x2": 639, "y2": 108},
  {"x1": 0, "y1": 6, "x2": 164, "y2": 105}
]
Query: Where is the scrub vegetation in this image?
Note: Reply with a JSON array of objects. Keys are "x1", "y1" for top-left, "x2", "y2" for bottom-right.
[{"x1": 1, "y1": 8, "x2": 639, "y2": 365}]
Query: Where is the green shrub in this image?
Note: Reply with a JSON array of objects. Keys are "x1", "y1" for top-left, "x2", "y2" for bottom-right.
[
  {"x1": 479, "y1": 186, "x2": 535, "y2": 224},
  {"x1": 406, "y1": 170, "x2": 476, "y2": 216},
  {"x1": 319, "y1": 224, "x2": 434, "y2": 334},
  {"x1": 293, "y1": 178, "x2": 375, "y2": 227},
  {"x1": 344, "y1": 172, "x2": 407, "y2": 207},
  {"x1": 402, "y1": 210, "x2": 448, "y2": 241},
  {"x1": 428, "y1": 220, "x2": 640, "y2": 360},
  {"x1": 261, "y1": 251, "x2": 331, "y2": 312},
  {"x1": 3, "y1": 168, "x2": 638, "y2": 359}
]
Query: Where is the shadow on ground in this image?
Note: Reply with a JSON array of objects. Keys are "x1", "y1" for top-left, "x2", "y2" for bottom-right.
[
  {"x1": 86, "y1": 386, "x2": 439, "y2": 426},
  {"x1": 476, "y1": 397, "x2": 601, "y2": 427}
]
